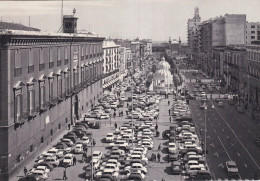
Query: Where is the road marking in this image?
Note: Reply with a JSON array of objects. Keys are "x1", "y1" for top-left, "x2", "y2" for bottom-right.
[
  {"x1": 244, "y1": 163, "x2": 247, "y2": 168},
  {"x1": 237, "y1": 152, "x2": 240, "y2": 157},
  {"x1": 227, "y1": 136, "x2": 229, "y2": 139},
  {"x1": 222, "y1": 129, "x2": 224, "y2": 132},
  {"x1": 210, "y1": 143, "x2": 215, "y2": 147},
  {"x1": 210, "y1": 100, "x2": 260, "y2": 170},
  {"x1": 218, "y1": 122, "x2": 220, "y2": 126},
  {"x1": 214, "y1": 129, "x2": 217, "y2": 133},
  {"x1": 217, "y1": 136, "x2": 232, "y2": 160},
  {"x1": 217, "y1": 163, "x2": 224, "y2": 168}
]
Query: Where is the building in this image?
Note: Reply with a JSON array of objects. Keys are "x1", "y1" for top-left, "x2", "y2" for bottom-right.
[
  {"x1": 198, "y1": 14, "x2": 246, "y2": 76},
  {"x1": 246, "y1": 22, "x2": 260, "y2": 45},
  {"x1": 118, "y1": 47, "x2": 127, "y2": 81},
  {"x1": 246, "y1": 45, "x2": 260, "y2": 107},
  {"x1": 0, "y1": 15, "x2": 104, "y2": 180},
  {"x1": 102, "y1": 40, "x2": 120, "y2": 90},
  {"x1": 187, "y1": 7, "x2": 201, "y2": 65}
]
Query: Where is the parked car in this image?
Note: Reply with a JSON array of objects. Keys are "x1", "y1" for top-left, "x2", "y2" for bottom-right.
[{"x1": 171, "y1": 161, "x2": 182, "y2": 174}]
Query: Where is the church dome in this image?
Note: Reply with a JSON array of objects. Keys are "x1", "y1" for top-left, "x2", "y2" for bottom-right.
[
  {"x1": 157, "y1": 57, "x2": 170, "y2": 70},
  {"x1": 154, "y1": 69, "x2": 173, "y2": 82}
]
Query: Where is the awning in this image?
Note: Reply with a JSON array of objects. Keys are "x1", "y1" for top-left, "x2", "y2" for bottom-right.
[
  {"x1": 84, "y1": 63, "x2": 89, "y2": 67},
  {"x1": 73, "y1": 65, "x2": 79, "y2": 71},
  {"x1": 13, "y1": 81, "x2": 25, "y2": 90},
  {"x1": 26, "y1": 77, "x2": 37, "y2": 85},
  {"x1": 81, "y1": 63, "x2": 85, "y2": 68},
  {"x1": 55, "y1": 69, "x2": 63, "y2": 76},
  {"x1": 48, "y1": 72, "x2": 55, "y2": 79},
  {"x1": 39, "y1": 74, "x2": 47, "y2": 81},
  {"x1": 64, "y1": 68, "x2": 71, "y2": 73}
]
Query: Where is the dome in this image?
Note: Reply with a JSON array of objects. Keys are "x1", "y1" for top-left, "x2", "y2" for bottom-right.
[
  {"x1": 154, "y1": 69, "x2": 173, "y2": 82},
  {"x1": 157, "y1": 57, "x2": 170, "y2": 70}
]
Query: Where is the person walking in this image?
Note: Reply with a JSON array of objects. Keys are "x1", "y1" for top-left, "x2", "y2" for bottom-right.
[
  {"x1": 63, "y1": 168, "x2": 67, "y2": 180},
  {"x1": 168, "y1": 100, "x2": 170, "y2": 106},
  {"x1": 157, "y1": 152, "x2": 161, "y2": 163},
  {"x1": 73, "y1": 156, "x2": 76, "y2": 165},
  {"x1": 168, "y1": 109, "x2": 171, "y2": 116},
  {"x1": 113, "y1": 112, "x2": 116, "y2": 119},
  {"x1": 114, "y1": 122, "x2": 117, "y2": 129},
  {"x1": 155, "y1": 124, "x2": 158, "y2": 131},
  {"x1": 169, "y1": 116, "x2": 172, "y2": 123},
  {"x1": 158, "y1": 143, "x2": 161, "y2": 151},
  {"x1": 23, "y1": 167, "x2": 28, "y2": 176},
  {"x1": 93, "y1": 139, "x2": 96, "y2": 147}
]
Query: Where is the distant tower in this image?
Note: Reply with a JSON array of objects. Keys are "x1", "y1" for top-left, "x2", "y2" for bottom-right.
[
  {"x1": 169, "y1": 37, "x2": 172, "y2": 53},
  {"x1": 178, "y1": 37, "x2": 182, "y2": 55},
  {"x1": 194, "y1": 7, "x2": 200, "y2": 19},
  {"x1": 63, "y1": 8, "x2": 78, "y2": 33}
]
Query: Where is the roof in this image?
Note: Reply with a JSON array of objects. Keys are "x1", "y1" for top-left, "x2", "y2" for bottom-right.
[
  {"x1": 103, "y1": 40, "x2": 120, "y2": 48},
  {"x1": 0, "y1": 21, "x2": 40, "y2": 31}
]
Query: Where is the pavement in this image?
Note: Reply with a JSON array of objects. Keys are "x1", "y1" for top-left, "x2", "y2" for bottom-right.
[{"x1": 182, "y1": 70, "x2": 260, "y2": 180}]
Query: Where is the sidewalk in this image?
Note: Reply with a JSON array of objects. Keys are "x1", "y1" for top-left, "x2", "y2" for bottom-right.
[{"x1": 10, "y1": 127, "x2": 70, "y2": 181}]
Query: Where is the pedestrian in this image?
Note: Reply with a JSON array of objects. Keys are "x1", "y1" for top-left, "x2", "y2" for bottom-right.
[
  {"x1": 168, "y1": 109, "x2": 170, "y2": 116},
  {"x1": 157, "y1": 152, "x2": 161, "y2": 162},
  {"x1": 118, "y1": 111, "x2": 120, "y2": 117},
  {"x1": 169, "y1": 116, "x2": 172, "y2": 123},
  {"x1": 158, "y1": 143, "x2": 161, "y2": 151},
  {"x1": 93, "y1": 139, "x2": 96, "y2": 146},
  {"x1": 113, "y1": 112, "x2": 116, "y2": 119},
  {"x1": 121, "y1": 110, "x2": 124, "y2": 116},
  {"x1": 168, "y1": 100, "x2": 170, "y2": 106},
  {"x1": 73, "y1": 156, "x2": 76, "y2": 165},
  {"x1": 126, "y1": 110, "x2": 128, "y2": 115},
  {"x1": 63, "y1": 168, "x2": 67, "y2": 180},
  {"x1": 114, "y1": 122, "x2": 117, "y2": 129},
  {"x1": 127, "y1": 103, "x2": 129, "y2": 108},
  {"x1": 23, "y1": 167, "x2": 27, "y2": 176},
  {"x1": 155, "y1": 124, "x2": 158, "y2": 131},
  {"x1": 82, "y1": 153, "x2": 85, "y2": 163},
  {"x1": 68, "y1": 124, "x2": 71, "y2": 130}
]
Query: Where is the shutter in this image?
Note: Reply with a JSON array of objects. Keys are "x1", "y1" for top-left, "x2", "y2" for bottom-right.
[{"x1": 33, "y1": 48, "x2": 40, "y2": 64}]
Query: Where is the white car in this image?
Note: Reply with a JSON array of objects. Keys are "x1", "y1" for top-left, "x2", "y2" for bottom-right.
[
  {"x1": 75, "y1": 144, "x2": 84, "y2": 154},
  {"x1": 141, "y1": 141, "x2": 153, "y2": 150},
  {"x1": 45, "y1": 156, "x2": 60, "y2": 167},
  {"x1": 92, "y1": 151, "x2": 103, "y2": 160},
  {"x1": 79, "y1": 136, "x2": 90, "y2": 145},
  {"x1": 127, "y1": 154, "x2": 148, "y2": 164},
  {"x1": 92, "y1": 159, "x2": 101, "y2": 170},
  {"x1": 62, "y1": 154, "x2": 74, "y2": 166},
  {"x1": 47, "y1": 148, "x2": 64, "y2": 158},
  {"x1": 106, "y1": 133, "x2": 115, "y2": 143},
  {"x1": 29, "y1": 170, "x2": 48, "y2": 180},
  {"x1": 100, "y1": 113, "x2": 110, "y2": 119},
  {"x1": 168, "y1": 142, "x2": 177, "y2": 153},
  {"x1": 125, "y1": 163, "x2": 148, "y2": 174},
  {"x1": 31, "y1": 166, "x2": 50, "y2": 174}
]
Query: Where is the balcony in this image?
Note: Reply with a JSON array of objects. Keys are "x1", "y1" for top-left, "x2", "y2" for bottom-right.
[
  {"x1": 39, "y1": 103, "x2": 48, "y2": 113},
  {"x1": 57, "y1": 60, "x2": 62, "y2": 67},
  {"x1": 28, "y1": 111, "x2": 37, "y2": 120},
  {"x1": 39, "y1": 63, "x2": 45, "y2": 71},
  {"x1": 14, "y1": 68, "x2": 22, "y2": 77},
  {"x1": 64, "y1": 59, "x2": 69, "y2": 65}
]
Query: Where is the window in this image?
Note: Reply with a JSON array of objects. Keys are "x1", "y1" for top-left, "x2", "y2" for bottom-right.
[
  {"x1": 49, "y1": 78, "x2": 54, "y2": 101},
  {"x1": 49, "y1": 48, "x2": 54, "y2": 68},
  {"x1": 251, "y1": 36, "x2": 255, "y2": 39},
  {"x1": 14, "y1": 89, "x2": 23, "y2": 122},
  {"x1": 64, "y1": 73, "x2": 70, "y2": 95},
  {"x1": 64, "y1": 47, "x2": 68, "y2": 65},
  {"x1": 39, "y1": 81, "x2": 46, "y2": 108},
  {"x1": 27, "y1": 85, "x2": 35, "y2": 115},
  {"x1": 57, "y1": 75, "x2": 62, "y2": 97},
  {"x1": 28, "y1": 49, "x2": 34, "y2": 73},
  {"x1": 57, "y1": 47, "x2": 62, "y2": 67},
  {"x1": 251, "y1": 25, "x2": 255, "y2": 28},
  {"x1": 14, "y1": 50, "x2": 22, "y2": 77},
  {"x1": 81, "y1": 45, "x2": 85, "y2": 61},
  {"x1": 251, "y1": 31, "x2": 255, "y2": 34},
  {"x1": 39, "y1": 48, "x2": 45, "y2": 71}
]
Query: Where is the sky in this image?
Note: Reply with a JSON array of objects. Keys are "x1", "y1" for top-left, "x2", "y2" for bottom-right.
[{"x1": 1, "y1": 0, "x2": 260, "y2": 42}]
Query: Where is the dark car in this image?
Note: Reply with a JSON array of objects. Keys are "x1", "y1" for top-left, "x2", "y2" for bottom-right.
[
  {"x1": 18, "y1": 176, "x2": 45, "y2": 181},
  {"x1": 99, "y1": 174, "x2": 114, "y2": 181},
  {"x1": 92, "y1": 121, "x2": 101, "y2": 129},
  {"x1": 190, "y1": 170, "x2": 212, "y2": 180},
  {"x1": 169, "y1": 152, "x2": 179, "y2": 162},
  {"x1": 128, "y1": 173, "x2": 143, "y2": 181},
  {"x1": 171, "y1": 161, "x2": 182, "y2": 174},
  {"x1": 75, "y1": 122, "x2": 89, "y2": 129},
  {"x1": 64, "y1": 134, "x2": 77, "y2": 143},
  {"x1": 72, "y1": 130, "x2": 85, "y2": 138}
]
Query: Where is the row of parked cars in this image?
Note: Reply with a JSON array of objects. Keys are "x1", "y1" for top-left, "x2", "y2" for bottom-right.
[
  {"x1": 87, "y1": 91, "x2": 161, "y2": 181},
  {"x1": 167, "y1": 99, "x2": 212, "y2": 180}
]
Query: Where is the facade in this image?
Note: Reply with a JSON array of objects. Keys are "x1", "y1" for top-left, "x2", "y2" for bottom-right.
[
  {"x1": 246, "y1": 22, "x2": 260, "y2": 45},
  {"x1": 131, "y1": 40, "x2": 140, "y2": 70},
  {"x1": 197, "y1": 14, "x2": 246, "y2": 76},
  {"x1": 102, "y1": 40, "x2": 120, "y2": 90},
  {"x1": 246, "y1": 45, "x2": 260, "y2": 107},
  {"x1": 118, "y1": 47, "x2": 127, "y2": 81},
  {"x1": 0, "y1": 16, "x2": 104, "y2": 180}
]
